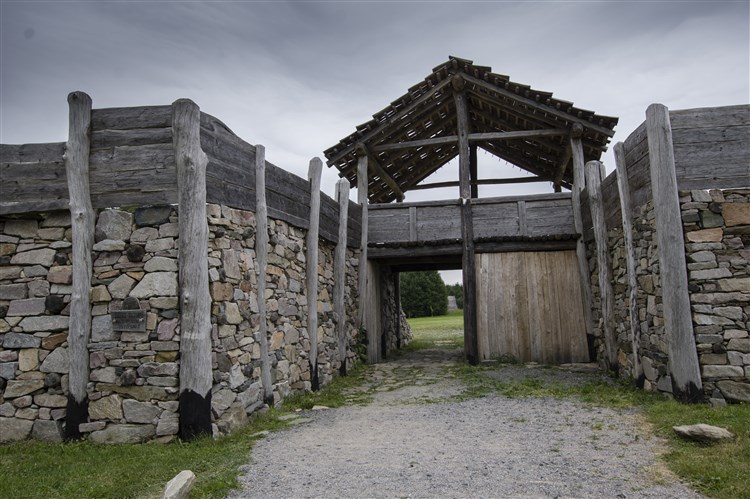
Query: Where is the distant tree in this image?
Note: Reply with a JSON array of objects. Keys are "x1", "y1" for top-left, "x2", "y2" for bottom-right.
[
  {"x1": 400, "y1": 271, "x2": 448, "y2": 318},
  {"x1": 445, "y1": 283, "x2": 464, "y2": 309}
]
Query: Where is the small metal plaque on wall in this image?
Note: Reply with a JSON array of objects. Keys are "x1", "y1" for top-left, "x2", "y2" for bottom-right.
[{"x1": 111, "y1": 297, "x2": 147, "y2": 332}]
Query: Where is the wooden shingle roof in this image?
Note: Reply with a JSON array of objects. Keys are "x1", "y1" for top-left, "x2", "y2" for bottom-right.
[{"x1": 324, "y1": 56, "x2": 618, "y2": 203}]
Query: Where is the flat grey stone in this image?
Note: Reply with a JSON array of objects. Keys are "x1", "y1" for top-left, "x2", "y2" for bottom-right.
[
  {"x1": 96, "y1": 210, "x2": 133, "y2": 241},
  {"x1": 717, "y1": 380, "x2": 750, "y2": 403},
  {"x1": 130, "y1": 272, "x2": 177, "y2": 298},
  {"x1": 89, "y1": 394, "x2": 124, "y2": 420},
  {"x1": 92, "y1": 239, "x2": 126, "y2": 252},
  {"x1": 122, "y1": 399, "x2": 162, "y2": 424},
  {"x1": 0, "y1": 283, "x2": 27, "y2": 300},
  {"x1": 0, "y1": 362, "x2": 18, "y2": 380},
  {"x1": 3, "y1": 333, "x2": 41, "y2": 349},
  {"x1": 31, "y1": 419, "x2": 63, "y2": 442},
  {"x1": 163, "y1": 470, "x2": 196, "y2": 499},
  {"x1": 89, "y1": 423, "x2": 156, "y2": 444},
  {"x1": 18, "y1": 315, "x2": 69, "y2": 332},
  {"x1": 673, "y1": 423, "x2": 734, "y2": 443},
  {"x1": 39, "y1": 347, "x2": 70, "y2": 374},
  {"x1": 10, "y1": 248, "x2": 55, "y2": 267},
  {"x1": 4, "y1": 220, "x2": 38, "y2": 238},
  {"x1": 143, "y1": 256, "x2": 178, "y2": 272},
  {"x1": 107, "y1": 274, "x2": 136, "y2": 299},
  {"x1": 135, "y1": 206, "x2": 172, "y2": 227},
  {"x1": 0, "y1": 417, "x2": 33, "y2": 442},
  {"x1": 91, "y1": 315, "x2": 116, "y2": 342},
  {"x1": 6, "y1": 298, "x2": 46, "y2": 316},
  {"x1": 137, "y1": 362, "x2": 178, "y2": 377},
  {"x1": 3, "y1": 379, "x2": 44, "y2": 398}
]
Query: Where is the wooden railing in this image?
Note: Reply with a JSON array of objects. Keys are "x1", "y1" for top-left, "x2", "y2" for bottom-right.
[{"x1": 368, "y1": 192, "x2": 577, "y2": 246}]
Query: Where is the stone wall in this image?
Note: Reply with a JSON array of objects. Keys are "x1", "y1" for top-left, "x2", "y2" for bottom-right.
[
  {"x1": 680, "y1": 189, "x2": 749, "y2": 404},
  {"x1": 0, "y1": 203, "x2": 360, "y2": 443},
  {"x1": 379, "y1": 268, "x2": 412, "y2": 356},
  {"x1": 586, "y1": 189, "x2": 749, "y2": 403}
]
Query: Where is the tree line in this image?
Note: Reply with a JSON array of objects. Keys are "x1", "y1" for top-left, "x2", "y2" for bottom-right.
[{"x1": 399, "y1": 271, "x2": 463, "y2": 318}]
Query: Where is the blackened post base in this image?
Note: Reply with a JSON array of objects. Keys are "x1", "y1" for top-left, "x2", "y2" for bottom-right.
[
  {"x1": 63, "y1": 396, "x2": 88, "y2": 441},
  {"x1": 179, "y1": 389, "x2": 212, "y2": 441},
  {"x1": 310, "y1": 360, "x2": 320, "y2": 392},
  {"x1": 673, "y1": 381, "x2": 704, "y2": 404},
  {"x1": 339, "y1": 363, "x2": 347, "y2": 377}
]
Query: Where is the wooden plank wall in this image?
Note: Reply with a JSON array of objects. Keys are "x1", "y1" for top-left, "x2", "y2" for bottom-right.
[
  {"x1": 580, "y1": 105, "x2": 750, "y2": 239},
  {"x1": 0, "y1": 105, "x2": 361, "y2": 247},
  {"x1": 199, "y1": 112, "x2": 361, "y2": 246},
  {"x1": 1, "y1": 142, "x2": 68, "y2": 213},
  {"x1": 476, "y1": 250, "x2": 589, "y2": 364},
  {"x1": 671, "y1": 105, "x2": 750, "y2": 190},
  {"x1": 368, "y1": 193, "x2": 577, "y2": 245}
]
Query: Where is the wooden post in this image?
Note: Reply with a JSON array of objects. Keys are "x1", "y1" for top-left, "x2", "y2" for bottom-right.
[
  {"x1": 307, "y1": 158, "x2": 323, "y2": 390},
  {"x1": 453, "y1": 76, "x2": 478, "y2": 365},
  {"x1": 334, "y1": 179, "x2": 350, "y2": 376},
  {"x1": 646, "y1": 103, "x2": 703, "y2": 402},
  {"x1": 356, "y1": 151, "x2": 369, "y2": 332},
  {"x1": 394, "y1": 272, "x2": 401, "y2": 350},
  {"x1": 585, "y1": 160, "x2": 618, "y2": 372},
  {"x1": 64, "y1": 91, "x2": 94, "y2": 441},
  {"x1": 470, "y1": 144, "x2": 478, "y2": 199},
  {"x1": 254, "y1": 145, "x2": 274, "y2": 406},
  {"x1": 569, "y1": 128, "x2": 595, "y2": 355},
  {"x1": 614, "y1": 142, "x2": 643, "y2": 384},
  {"x1": 173, "y1": 98, "x2": 212, "y2": 440}
]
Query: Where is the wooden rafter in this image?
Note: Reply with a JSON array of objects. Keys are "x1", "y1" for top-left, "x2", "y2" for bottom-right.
[{"x1": 356, "y1": 143, "x2": 404, "y2": 201}]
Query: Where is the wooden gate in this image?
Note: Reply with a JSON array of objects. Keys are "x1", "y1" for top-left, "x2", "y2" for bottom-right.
[{"x1": 476, "y1": 250, "x2": 589, "y2": 364}]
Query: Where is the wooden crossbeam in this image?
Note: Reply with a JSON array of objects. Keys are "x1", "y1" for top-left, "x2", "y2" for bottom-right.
[
  {"x1": 409, "y1": 176, "x2": 547, "y2": 191},
  {"x1": 370, "y1": 128, "x2": 569, "y2": 153}
]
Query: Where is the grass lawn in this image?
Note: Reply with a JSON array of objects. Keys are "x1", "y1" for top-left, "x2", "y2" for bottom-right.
[{"x1": 404, "y1": 309, "x2": 464, "y2": 350}]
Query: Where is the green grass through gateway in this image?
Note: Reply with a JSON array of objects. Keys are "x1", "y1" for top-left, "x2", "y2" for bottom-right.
[{"x1": 403, "y1": 309, "x2": 464, "y2": 351}]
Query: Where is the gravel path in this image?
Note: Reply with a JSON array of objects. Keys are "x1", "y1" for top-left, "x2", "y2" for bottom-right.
[{"x1": 228, "y1": 348, "x2": 701, "y2": 498}]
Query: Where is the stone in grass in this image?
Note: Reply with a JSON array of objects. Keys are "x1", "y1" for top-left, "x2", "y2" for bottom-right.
[
  {"x1": 162, "y1": 470, "x2": 196, "y2": 499},
  {"x1": 673, "y1": 423, "x2": 735, "y2": 443}
]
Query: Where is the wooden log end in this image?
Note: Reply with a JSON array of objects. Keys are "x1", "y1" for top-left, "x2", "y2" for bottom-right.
[
  {"x1": 67, "y1": 91, "x2": 92, "y2": 106},
  {"x1": 570, "y1": 122, "x2": 584, "y2": 139}
]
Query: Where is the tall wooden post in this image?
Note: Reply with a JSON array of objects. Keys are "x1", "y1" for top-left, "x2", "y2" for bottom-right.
[
  {"x1": 646, "y1": 103, "x2": 702, "y2": 402},
  {"x1": 569, "y1": 127, "x2": 595, "y2": 356},
  {"x1": 614, "y1": 142, "x2": 643, "y2": 384},
  {"x1": 356, "y1": 150, "x2": 369, "y2": 332},
  {"x1": 64, "y1": 91, "x2": 94, "y2": 441},
  {"x1": 585, "y1": 160, "x2": 618, "y2": 372},
  {"x1": 453, "y1": 76, "x2": 478, "y2": 365},
  {"x1": 254, "y1": 145, "x2": 274, "y2": 406},
  {"x1": 470, "y1": 144, "x2": 478, "y2": 199},
  {"x1": 173, "y1": 99, "x2": 213, "y2": 440},
  {"x1": 334, "y1": 179, "x2": 350, "y2": 376},
  {"x1": 306, "y1": 158, "x2": 323, "y2": 390}
]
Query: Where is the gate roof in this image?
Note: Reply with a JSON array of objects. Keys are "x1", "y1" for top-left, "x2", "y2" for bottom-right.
[{"x1": 324, "y1": 56, "x2": 618, "y2": 203}]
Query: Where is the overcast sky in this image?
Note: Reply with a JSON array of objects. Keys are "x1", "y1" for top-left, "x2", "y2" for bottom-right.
[{"x1": 2, "y1": 1, "x2": 748, "y2": 283}]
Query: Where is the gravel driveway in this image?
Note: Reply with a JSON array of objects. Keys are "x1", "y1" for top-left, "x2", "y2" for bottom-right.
[{"x1": 228, "y1": 348, "x2": 701, "y2": 498}]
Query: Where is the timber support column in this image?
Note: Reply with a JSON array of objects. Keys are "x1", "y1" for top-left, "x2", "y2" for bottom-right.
[
  {"x1": 569, "y1": 125, "x2": 595, "y2": 359},
  {"x1": 307, "y1": 158, "x2": 323, "y2": 390},
  {"x1": 585, "y1": 160, "x2": 618, "y2": 372},
  {"x1": 64, "y1": 91, "x2": 94, "y2": 441},
  {"x1": 646, "y1": 103, "x2": 703, "y2": 402},
  {"x1": 173, "y1": 99, "x2": 213, "y2": 440},
  {"x1": 453, "y1": 76, "x2": 478, "y2": 365},
  {"x1": 334, "y1": 179, "x2": 350, "y2": 376},
  {"x1": 614, "y1": 142, "x2": 643, "y2": 384},
  {"x1": 356, "y1": 147, "x2": 371, "y2": 358},
  {"x1": 254, "y1": 145, "x2": 274, "y2": 406}
]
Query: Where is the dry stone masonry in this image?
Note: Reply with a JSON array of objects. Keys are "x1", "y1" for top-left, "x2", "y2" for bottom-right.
[{"x1": 0, "y1": 203, "x2": 361, "y2": 443}]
